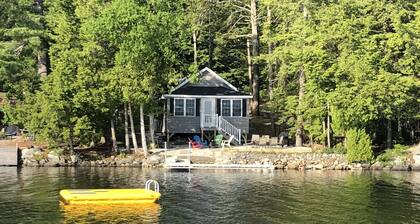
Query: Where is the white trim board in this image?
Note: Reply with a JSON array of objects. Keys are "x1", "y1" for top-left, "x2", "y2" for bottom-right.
[{"x1": 163, "y1": 94, "x2": 252, "y2": 99}]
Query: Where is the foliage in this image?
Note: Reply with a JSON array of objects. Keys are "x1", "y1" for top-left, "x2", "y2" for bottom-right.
[
  {"x1": 376, "y1": 144, "x2": 409, "y2": 163},
  {"x1": 1, "y1": 0, "x2": 419, "y2": 151},
  {"x1": 346, "y1": 129, "x2": 373, "y2": 163},
  {"x1": 324, "y1": 143, "x2": 347, "y2": 155}
]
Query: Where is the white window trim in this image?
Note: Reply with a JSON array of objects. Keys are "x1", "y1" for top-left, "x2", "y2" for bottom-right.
[
  {"x1": 174, "y1": 98, "x2": 196, "y2": 117},
  {"x1": 221, "y1": 99, "x2": 242, "y2": 117}
]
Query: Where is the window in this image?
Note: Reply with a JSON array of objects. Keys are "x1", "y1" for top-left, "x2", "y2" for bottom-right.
[
  {"x1": 221, "y1": 99, "x2": 242, "y2": 117},
  {"x1": 232, "y1": 100, "x2": 242, "y2": 116},
  {"x1": 174, "y1": 98, "x2": 195, "y2": 116},
  {"x1": 185, "y1": 99, "x2": 195, "y2": 116},
  {"x1": 221, "y1": 100, "x2": 231, "y2": 116},
  {"x1": 174, "y1": 99, "x2": 184, "y2": 116}
]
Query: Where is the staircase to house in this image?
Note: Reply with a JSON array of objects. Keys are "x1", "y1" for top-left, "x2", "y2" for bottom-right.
[{"x1": 201, "y1": 114, "x2": 242, "y2": 145}]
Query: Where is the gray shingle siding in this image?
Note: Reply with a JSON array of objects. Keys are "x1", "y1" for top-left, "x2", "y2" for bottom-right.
[{"x1": 167, "y1": 116, "x2": 200, "y2": 133}]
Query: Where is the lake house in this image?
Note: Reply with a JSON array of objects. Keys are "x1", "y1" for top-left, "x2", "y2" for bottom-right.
[{"x1": 162, "y1": 67, "x2": 252, "y2": 145}]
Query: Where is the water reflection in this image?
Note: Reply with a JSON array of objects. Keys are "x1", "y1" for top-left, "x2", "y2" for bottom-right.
[
  {"x1": 62, "y1": 203, "x2": 161, "y2": 223},
  {"x1": 0, "y1": 167, "x2": 420, "y2": 223}
]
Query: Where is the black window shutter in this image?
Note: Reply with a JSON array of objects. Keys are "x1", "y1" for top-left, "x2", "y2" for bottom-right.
[
  {"x1": 242, "y1": 99, "x2": 247, "y2": 117},
  {"x1": 169, "y1": 98, "x2": 174, "y2": 115},
  {"x1": 216, "y1": 99, "x2": 221, "y2": 116},
  {"x1": 196, "y1": 98, "x2": 200, "y2": 116}
]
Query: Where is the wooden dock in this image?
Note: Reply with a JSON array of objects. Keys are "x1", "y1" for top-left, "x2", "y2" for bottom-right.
[
  {"x1": 164, "y1": 163, "x2": 275, "y2": 170},
  {"x1": 0, "y1": 147, "x2": 18, "y2": 166}
]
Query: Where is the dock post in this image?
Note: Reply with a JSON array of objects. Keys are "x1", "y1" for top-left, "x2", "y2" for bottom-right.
[
  {"x1": 164, "y1": 141, "x2": 167, "y2": 163},
  {"x1": 188, "y1": 142, "x2": 191, "y2": 172}
]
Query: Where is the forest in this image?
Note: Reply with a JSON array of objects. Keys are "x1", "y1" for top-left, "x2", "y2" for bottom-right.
[{"x1": 0, "y1": 0, "x2": 418, "y2": 155}]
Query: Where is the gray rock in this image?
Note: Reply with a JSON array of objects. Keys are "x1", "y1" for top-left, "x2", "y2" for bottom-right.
[
  {"x1": 286, "y1": 161, "x2": 299, "y2": 170},
  {"x1": 371, "y1": 161, "x2": 383, "y2": 170},
  {"x1": 313, "y1": 164, "x2": 324, "y2": 170},
  {"x1": 147, "y1": 155, "x2": 161, "y2": 165},
  {"x1": 47, "y1": 154, "x2": 60, "y2": 166},
  {"x1": 391, "y1": 165, "x2": 409, "y2": 171},
  {"x1": 81, "y1": 161, "x2": 91, "y2": 167}
]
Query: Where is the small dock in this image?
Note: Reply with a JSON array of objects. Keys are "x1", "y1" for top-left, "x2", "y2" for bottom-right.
[
  {"x1": 0, "y1": 147, "x2": 18, "y2": 166},
  {"x1": 164, "y1": 163, "x2": 275, "y2": 170}
]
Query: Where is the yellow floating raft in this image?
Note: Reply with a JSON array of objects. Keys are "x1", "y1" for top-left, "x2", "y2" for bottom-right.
[{"x1": 60, "y1": 180, "x2": 161, "y2": 205}]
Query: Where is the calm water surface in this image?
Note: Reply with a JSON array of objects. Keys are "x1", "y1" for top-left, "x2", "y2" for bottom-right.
[{"x1": 0, "y1": 167, "x2": 420, "y2": 223}]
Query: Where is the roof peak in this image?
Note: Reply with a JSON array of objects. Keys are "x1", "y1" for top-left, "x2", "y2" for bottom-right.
[{"x1": 170, "y1": 67, "x2": 238, "y2": 93}]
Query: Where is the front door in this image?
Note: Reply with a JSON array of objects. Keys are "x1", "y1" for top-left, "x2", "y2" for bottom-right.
[{"x1": 201, "y1": 99, "x2": 217, "y2": 128}]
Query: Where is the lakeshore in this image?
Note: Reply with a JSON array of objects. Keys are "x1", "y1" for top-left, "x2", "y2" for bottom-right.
[{"x1": 16, "y1": 144, "x2": 420, "y2": 172}]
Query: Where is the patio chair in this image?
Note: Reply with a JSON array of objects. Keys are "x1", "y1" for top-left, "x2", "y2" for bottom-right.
[
  {"x1": 213, "y1": 134, "x2": 223, "y2": 147},
  {"x1": 259, "y1": 135, "x2": 270, "y2": 146},
  {"x1": 193, "y1": 135, "x2": 208, "y2": 147},
  {"x1": 188, "y1": 138, "x2": 202, "y2": 149},
  {"x1": 222, "y1": 135, "x2": 234, "y2": 149}
]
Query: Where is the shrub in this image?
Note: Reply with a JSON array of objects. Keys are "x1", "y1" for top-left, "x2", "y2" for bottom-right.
[
  {"x1": 324, "y1": 143, "x2": 347, "y2": 154},
  {"x1": 346, "y1": 128, "x2": 373, "y2": 163},
  {"x1": 376, "y1": 144, "x2": 408, "y2": 163}
]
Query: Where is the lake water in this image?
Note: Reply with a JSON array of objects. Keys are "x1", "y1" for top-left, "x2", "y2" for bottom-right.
[{"x1": 0, "y1": 167, "x2": 420, "y2": 223}]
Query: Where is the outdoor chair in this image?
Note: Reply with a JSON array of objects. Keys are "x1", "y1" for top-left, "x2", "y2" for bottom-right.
[
  {"x1": 278, "y1": 136, "x2": 284, "y2": 147},
  {"x1": 213, "y1": 134, "x2": 223, "y2": 147},
  {"x1": 188, "y1": 138, "x2": 202, "y2": 149},
  {"x1": 259, "y1": 135, "x2": 270, "y2": 146},
  {"x1": 193, "y1": 135, "x2": 208, "y2": 147},
  {"x1": 221, "y1": 135, "x2": 234, "y2": 149}
]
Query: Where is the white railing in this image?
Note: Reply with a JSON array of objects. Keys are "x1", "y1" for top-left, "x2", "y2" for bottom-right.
[
  {"x1": 201, "y1": 114, "x2": 219, "y2": 128},
  {"x1": 145, "y1": 180, "x2": 160, "y2": 192},
  {"x1": 218, "y1": 116, "x2": 241, "y2": 144}
]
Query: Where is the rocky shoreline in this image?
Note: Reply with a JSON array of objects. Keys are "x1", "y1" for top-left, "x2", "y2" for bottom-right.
[{"x1": 19, "y1": 147, "x2": 418, "y2": 171}]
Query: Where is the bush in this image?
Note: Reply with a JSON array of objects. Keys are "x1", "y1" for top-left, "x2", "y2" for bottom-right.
[
  {"x1": 324, "y1": 143, "x2": 347, "y2": 154},
  {"x1": 376, "y1": 144, "x2": 408, "y2": 163},
  {"x1": 346, "y1": 128, "x2": 373, "y2": 163}
]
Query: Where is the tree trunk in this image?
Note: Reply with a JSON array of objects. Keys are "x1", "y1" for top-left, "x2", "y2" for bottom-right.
[
  {"x1": 162, "y1": 103, "x2": 166, "y2": 133},
  {"x1": 149, "y1": 114, "x2": 155, "y2": 147},
  {"x1": 193, "y1": 31, "x2": 198, "y2": 66},
  {"x1": 267, "y1": 5, "x2": 276, "y2": 136},
  {"x1": 140, "y1": 104, "x2": 148, "y2": 155},
  {"x1": 296, "y1": 4, "x2": 308, "y2": 147},
  {"x1": 128, "y1": 102, "x2": 138, "y2": 151},
  {"x1": 295, "y1": 68, "x2": 305, "y2": 147},
  {"x1": 327, "y1": 102, "x2": 331, "y2": 148},
  {"x1": 208, "y1": 11, "x2": 214, "y2": 68},
  {"x1": 387, "y1": 119, "x2": 392, "y2": 149},
  {"x1": 247, "y1": 38, "x2": 252, "y2": 95},
  {"x1": 124, "y1": 103, "x2": 130, "y2": 151},
  {"x1": 68, "y1": 126, "x2": 74, "y2": 155},
  {"x1": 322, "y1": 119, "x2": 326, "y2": 146},
  {"x1": 110, "y1": 118, "x2": 117, "y2": 152},
  {"x1": 35, "y1": 0, "x2": 48, "y2": 77},
  {"x1": 37, "y1": 51, "x2": 48, "y2": 77},
  {"x1": 250, "y1": 0, "x2": 260, "y2": 116}
]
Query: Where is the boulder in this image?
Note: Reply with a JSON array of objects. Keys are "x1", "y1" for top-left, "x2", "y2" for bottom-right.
[
  {"x1": 313, "y1": 164, "x2": 324, "y2": 170},
  {"x1": 391, "y1": 165, "x2": 409, "y2": 171},
  {"x1": 80, "y1": 161, "x2": 91, "y2": 167},
  {"x1": 371, "y1": 161, "x2": 383, "y2": 170},
  {"x1": 46, "y1": 154, "x2": 60, "y2": 166},
  {"x1": 286, "y1": 161, "x2": 299, "y2": 170},
  {"x1": 146, "y1": 155, "x2": 161, "y2": 166}
]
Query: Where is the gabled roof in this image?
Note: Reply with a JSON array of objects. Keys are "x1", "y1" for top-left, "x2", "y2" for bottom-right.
[{"x1": 170, "y1": 67, "x2": 238, "y2": 93}]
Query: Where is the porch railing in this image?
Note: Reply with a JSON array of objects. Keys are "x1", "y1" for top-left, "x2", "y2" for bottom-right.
[
  {"x1": 218, "y1": 116, "x2": 241, "y2": 144},
  {"x1": 201, "y1": 114, "x2": 219, "y2": 128}
]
